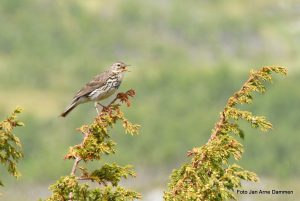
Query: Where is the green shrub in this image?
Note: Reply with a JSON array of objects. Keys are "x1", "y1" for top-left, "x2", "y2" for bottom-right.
[
  {"x1": 0, "y1": 107, "x2": 24, "y2": 188},
  {"x1": 164, "y1": 67, "x2": 287, "y2": 201},
  {"x1": 44, "y1": 90, "x2": 141, "y2": 201}
]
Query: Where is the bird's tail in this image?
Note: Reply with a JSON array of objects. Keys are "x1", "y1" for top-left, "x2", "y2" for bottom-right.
[{"x1": 60, "y1": 102, "x2": 78, "y2": 117}]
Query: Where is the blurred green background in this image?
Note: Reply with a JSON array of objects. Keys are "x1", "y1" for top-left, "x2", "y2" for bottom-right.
[{"x1": 1, "y1": 0, "x2": 299, "y2": 200}]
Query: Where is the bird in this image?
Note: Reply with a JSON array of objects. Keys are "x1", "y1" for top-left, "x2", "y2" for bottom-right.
[{"x1": 60, "y1": 62, "x2": 129, "y2": 117}]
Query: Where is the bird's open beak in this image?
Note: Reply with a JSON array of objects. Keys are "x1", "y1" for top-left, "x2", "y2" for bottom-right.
[{"x1": 123, "y1": 64, "x2": 131, "y2": 72}]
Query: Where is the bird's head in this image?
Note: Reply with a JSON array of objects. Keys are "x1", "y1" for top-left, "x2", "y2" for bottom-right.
[{"x1": 110, "y1": 62, "x2": 130, "y2": 74}]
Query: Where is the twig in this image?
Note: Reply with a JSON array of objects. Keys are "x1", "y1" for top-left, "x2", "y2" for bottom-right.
[
  {"x1": 71, "y1": 157, "x2": 82, "y2": 176},
  {"x1": 188, "y1": 74, "x2": 256, "y2": 168},
  {"x1": 68, "y1": 92, "x2": 126, "y2": 200},
  {"x1": 69, "y1": 124, "x2": 92, "y2": 200},
  {"x1": 68, "y1": 91, "x2": 133, "y2": 200},
  {"x1": 71, "y1": 93, "x2": 124, "y2": 176},
  {"x1": 69, "y1": 131, "x2": 90, "y2": 176},
  {"x1": 208, "y1": 75, "x2": 254, "y2": 142}
]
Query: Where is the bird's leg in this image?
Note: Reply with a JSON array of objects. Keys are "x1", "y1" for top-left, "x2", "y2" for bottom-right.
[
  {"x1": 95, "y1": 102, "x2": 109, "y2": 113},
  {"x1": 97, "y1": 103, "x2": 106, "y2": 108},
  {"x1": 98, "y1": 103, "x2": 110, "y2": 111},
  {"x1": 94, "y1": 102, "x2": 101, "y2": 115}
]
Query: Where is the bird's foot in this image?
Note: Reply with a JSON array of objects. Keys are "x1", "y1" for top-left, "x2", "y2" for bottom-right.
[
  {"x1": 94, "y1": 102, "x2": 102, "y2": 115},
  {"x1": 94, "y1": 102, "x2": 110, "y2": 114}
]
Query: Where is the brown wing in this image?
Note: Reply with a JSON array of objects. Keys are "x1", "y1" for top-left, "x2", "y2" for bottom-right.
[{"x1": 72, "y1": 70, "x2": 111, "y2": 101}]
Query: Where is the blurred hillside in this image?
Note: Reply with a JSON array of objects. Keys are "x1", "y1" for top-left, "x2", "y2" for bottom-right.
[{"x1": 0, "y1": 0, "x2": 300, "y2": 200}]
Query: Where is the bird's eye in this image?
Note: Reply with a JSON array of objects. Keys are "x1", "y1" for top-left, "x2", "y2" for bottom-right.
[{"x1": 117, "y1": 64, "x2": 121, "y2": 67}]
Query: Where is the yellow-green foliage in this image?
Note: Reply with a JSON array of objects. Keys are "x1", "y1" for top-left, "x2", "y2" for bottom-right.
[
  {"x1": 44, "y1": 90, "x2": 141, "y2": 201},
  {"x1": 164, "y1": 67, "x2": 287, "y2": 201},
  {"x1": 0, "y1": 107, "x2": 24, "y2": 187}
]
